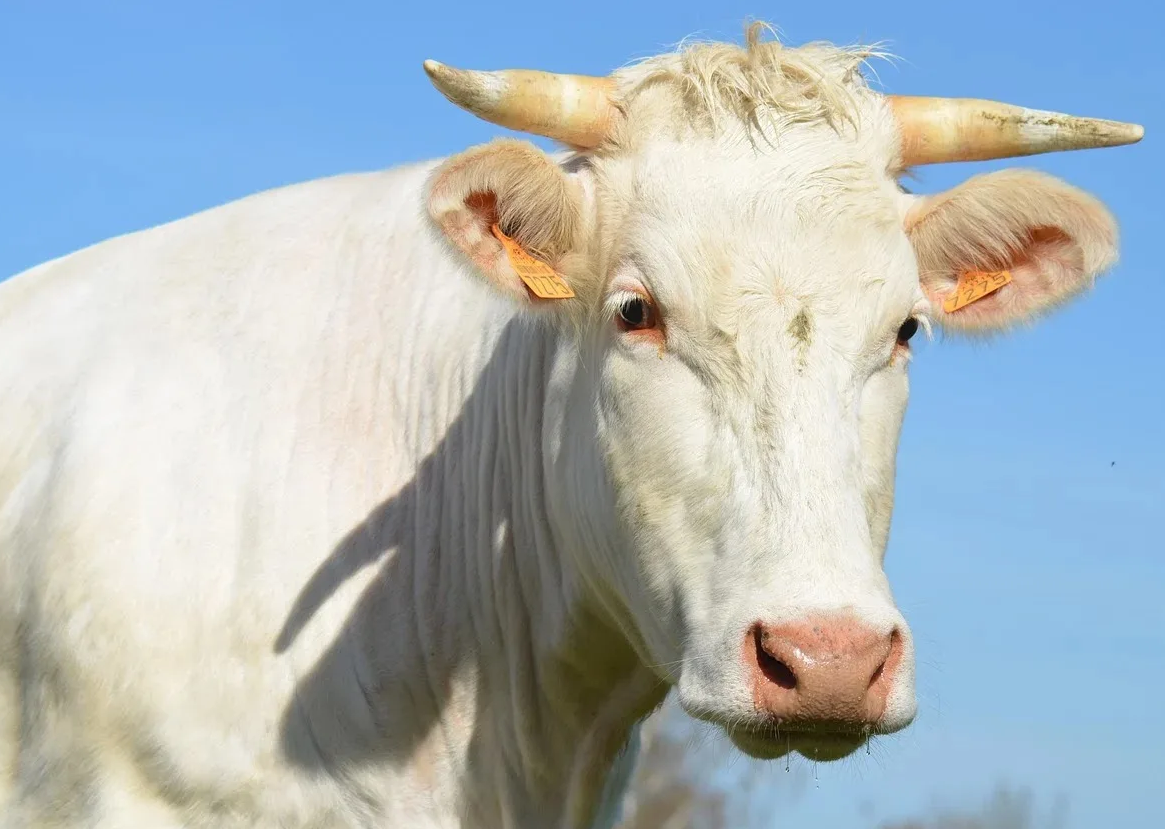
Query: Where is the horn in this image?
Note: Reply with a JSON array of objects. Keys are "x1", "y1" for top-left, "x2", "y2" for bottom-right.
[
  {"x1": 888, "y1": 95, "x2": 1144, "y2": 166},
  {"x1": 423, "y1": 61, "x2": 619, "y2": 148}
]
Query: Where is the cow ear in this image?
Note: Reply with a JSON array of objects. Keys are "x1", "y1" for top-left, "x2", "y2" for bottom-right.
[
  {"x1": 905, "y1": 170, "x2": 1119, "y2": 332},
  {"x1": 426, "y1": 138, "x2": 588, "y2": 309}
]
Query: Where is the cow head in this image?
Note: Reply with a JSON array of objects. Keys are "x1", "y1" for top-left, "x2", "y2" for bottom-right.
[{"x1": 424, "y1": 25, "x2": 1140, "y2": 762}]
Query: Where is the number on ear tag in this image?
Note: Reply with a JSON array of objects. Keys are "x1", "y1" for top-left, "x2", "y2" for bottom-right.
[
  {"x1": 491, "y1": 225, "x2": 575, "y2": 300},
  {"x1": 943, "y1": 270, "x2": 1012, "y2": 313}
]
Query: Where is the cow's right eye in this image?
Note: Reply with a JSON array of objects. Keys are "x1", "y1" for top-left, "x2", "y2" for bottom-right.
[{"x1": 617, "y1": 296, "x2": 657, "y2": 332}]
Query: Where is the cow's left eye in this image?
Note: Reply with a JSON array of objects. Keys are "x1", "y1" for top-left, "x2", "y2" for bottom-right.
[{"x1": 897, "y1": 317, "x2": 919, "y2": 344}]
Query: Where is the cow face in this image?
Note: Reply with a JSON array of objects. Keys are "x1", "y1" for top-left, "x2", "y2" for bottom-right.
[{"x1": 426, "y1": 40, "x2": 1123, "y2": 762}]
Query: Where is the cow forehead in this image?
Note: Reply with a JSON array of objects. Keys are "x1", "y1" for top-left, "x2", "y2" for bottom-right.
[{"x1": 595, "y1": 132, "x2": 920, "y2": 340}]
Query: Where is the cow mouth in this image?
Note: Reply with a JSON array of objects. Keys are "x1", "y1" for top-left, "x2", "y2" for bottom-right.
[
  {"x1": 722, "y1": 722, "x2": 872, "y2": 762},
  {"x1": 679, "y1": 699, "x2": 885, "y2": 762}
]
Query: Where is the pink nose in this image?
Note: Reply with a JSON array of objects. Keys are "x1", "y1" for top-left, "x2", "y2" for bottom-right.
[{"x1": 745, "y1": 616, "x2": 902, "y2": 727}]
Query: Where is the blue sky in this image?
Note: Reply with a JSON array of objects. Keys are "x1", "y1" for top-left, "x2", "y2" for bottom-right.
[{"x1": 2, "y1": 2, "x2": 1160, "y2": 826}]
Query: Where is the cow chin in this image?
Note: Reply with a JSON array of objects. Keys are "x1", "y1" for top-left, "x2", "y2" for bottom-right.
[
  {"x1": 677, "y1": 694, "x2": 877, "y2": 764},
  {"x1": 723, "y1": 723, "x2": 868, "y2": 762}
]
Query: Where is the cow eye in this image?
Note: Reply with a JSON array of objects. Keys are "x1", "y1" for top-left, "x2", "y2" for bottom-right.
[
  {"x1": 617, "y1": 296, "x2": 657, "y2": 332},
  {"x1": 897, "y1": 317, "x2": 919, "y2": 344}
]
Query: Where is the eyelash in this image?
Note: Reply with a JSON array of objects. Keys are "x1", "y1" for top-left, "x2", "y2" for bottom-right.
[
  {"x1": 892, "y1": 314, "x2": 931, "y2": 361},
  {"x1": 607, "y1": 290, "x2": 660, "y2": 333}
]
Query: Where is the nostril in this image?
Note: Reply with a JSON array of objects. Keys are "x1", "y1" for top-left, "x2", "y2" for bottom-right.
[
  {"x1": 869, "y1": 628, "x2": 902, "y2": 691},
  {"x1": 754, "y1": 626, "x2": 797, "y2": 690}
]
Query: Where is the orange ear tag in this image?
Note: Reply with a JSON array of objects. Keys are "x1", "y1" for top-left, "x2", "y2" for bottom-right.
[
  {"x1": 942, "y1": 269, "x2": 1012, "y2": 313},
  {"x1": 490, "y1": 224, "x2": 575, "y2": 300}
]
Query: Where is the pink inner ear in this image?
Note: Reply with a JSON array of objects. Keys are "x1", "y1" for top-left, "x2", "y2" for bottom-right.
[
  {"x1": 929, "y1": 227, "x2": 1085, "y2": 329},
  {"x1": 462, "y1": 191, "x2": 504, "y2": 273},
  {"x1": 1013, "y1": 226, "x2": 1085, "y2": 302},
  {"x1": 465, "y1": 191, "x2": 499, "y2": 227},
  {"x1": 437, "y1": 189, "x2": 508, "y2": 276}
]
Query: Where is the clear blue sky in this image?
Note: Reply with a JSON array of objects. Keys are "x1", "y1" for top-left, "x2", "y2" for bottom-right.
[{"x1": 2, "y1": 2, "x2": 1160, "y2": 827}]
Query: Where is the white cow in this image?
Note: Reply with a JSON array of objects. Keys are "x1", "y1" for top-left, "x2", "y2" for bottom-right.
[{"x1": 0, "y1": 25, "x2": 1142, "y2": 829}]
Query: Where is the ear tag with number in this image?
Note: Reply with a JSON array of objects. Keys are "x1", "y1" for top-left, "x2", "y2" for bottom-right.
[
  {"x1": 490, "y1": 224, "x2": 575, "y2": 300},
  {"x1": 943, "y1": 269, "x2": 1012, "y2": 313}
]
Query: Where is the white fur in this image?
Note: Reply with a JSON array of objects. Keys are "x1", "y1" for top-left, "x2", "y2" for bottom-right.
[{"x1": 0, "y1": 31, "x2": 1120, "y2": 829}]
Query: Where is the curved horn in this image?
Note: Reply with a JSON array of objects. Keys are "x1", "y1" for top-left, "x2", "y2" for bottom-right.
[
  {"x1": 888, "y1": 95, "x2": 1144, "y2": 166},
  {"x1": 423, "y1": 61, "x2": 619, "y2": 148}
]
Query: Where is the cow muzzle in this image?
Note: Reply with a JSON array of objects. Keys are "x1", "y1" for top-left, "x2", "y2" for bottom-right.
[{"x1": 720, "y1": 611, "x2": 916, "y2": 761}]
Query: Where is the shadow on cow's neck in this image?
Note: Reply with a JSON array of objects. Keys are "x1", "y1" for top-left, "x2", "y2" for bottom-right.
[{"x1": 272, "y1": 317, "x2": 662, "y2": 826}]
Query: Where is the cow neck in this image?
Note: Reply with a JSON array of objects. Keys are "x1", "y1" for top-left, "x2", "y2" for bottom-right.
[{"x1": 372, "y1": 312, "x2": 662, "y2": 828}]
